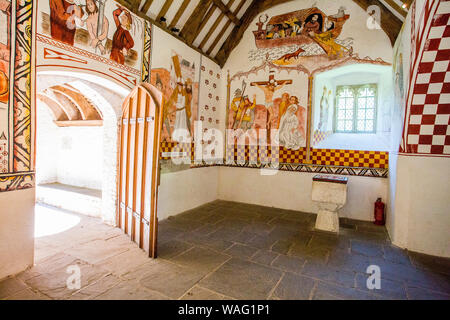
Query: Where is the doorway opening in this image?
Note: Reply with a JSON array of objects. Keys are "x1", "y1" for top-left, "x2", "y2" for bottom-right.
[{"x1": 34, "y1": 71, "x2": 129, "y2": 240}]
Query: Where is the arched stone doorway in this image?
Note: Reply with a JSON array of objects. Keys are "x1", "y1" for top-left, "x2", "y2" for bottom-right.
[{"x1": 35, "y1": 71, "x2": 130, "y2": 225}]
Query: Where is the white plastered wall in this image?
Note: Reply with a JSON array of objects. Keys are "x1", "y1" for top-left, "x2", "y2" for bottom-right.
[
  {"x1": 218, "y1": 166, "x2": 387, "y2": 221},
  {"x1": 0, "y1": 189, "x2": 35, "y2": 280}
]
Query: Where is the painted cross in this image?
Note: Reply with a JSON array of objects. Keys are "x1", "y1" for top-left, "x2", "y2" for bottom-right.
[{"x1": 250, "y1": 74, "x2": 293, "y2": 140}]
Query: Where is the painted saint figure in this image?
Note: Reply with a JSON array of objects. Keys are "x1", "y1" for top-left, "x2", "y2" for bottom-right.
[
  {"x1": 110, "y1": 5, "x2": 134, "y2": 65},
  {"x1": 84, "y1": 0, "x2": 109, "y2": 55},
  {"x1": 49, "y1": 0, "x2": 82, "y2": 46},
  {"x1": 231, "y1": 89, "x2": 256, "y2": 130},
  {"x1": 279, "y1": 97, "x2": 305, "y2": 150},
  {"x1": 302, "y1": 13, "x2": 322, "y2": 37},
  {"x1": 318, "y1": 86, "x2": 329, "y2": 131},
  {"x1": 166, "y1": 78, "x2": 192, "y2": 142},
  {"x1": 0, "y1": 0, "x2": 11, "y2": 104}
]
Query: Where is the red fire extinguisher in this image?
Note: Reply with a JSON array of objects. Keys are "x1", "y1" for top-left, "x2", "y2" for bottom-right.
[{"x1": 374, "y1": 198, "x2": 385, "y2": 226}]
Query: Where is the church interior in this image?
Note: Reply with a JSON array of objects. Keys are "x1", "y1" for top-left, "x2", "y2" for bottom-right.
[{"x1": 0, "y1": 0, "x2": 449, "y2": 301}]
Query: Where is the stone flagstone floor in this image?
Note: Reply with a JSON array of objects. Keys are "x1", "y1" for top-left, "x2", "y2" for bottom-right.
[{"x1": 1, "y1": 201, "x2": 449, "y2": 300}]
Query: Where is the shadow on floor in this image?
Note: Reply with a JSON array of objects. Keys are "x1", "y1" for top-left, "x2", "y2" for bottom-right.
[{"x1": 1, "y1": 200, "x2": 449, "y2": 300}]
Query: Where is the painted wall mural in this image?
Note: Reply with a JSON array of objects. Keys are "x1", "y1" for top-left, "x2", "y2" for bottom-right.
[
  {"x1": 225, "y1": 2, "x2": 391, "y2": 177},
  {"x1": 36, "y1": 0, "x2": 150, "y2": 90},
  {"x1": 150, "y1": 25, "x2": 201, "y2": 169},
  {"x1": 0, "y1": 0, "x2": 34, "y2": 191},
  {"x1": 400, "y1": 0, "x2": 450, "y2": 156},
  {"x1": 0, "y1": 0, "x2": 11, "y2": 175},
  {"x1": 228, "y1": 68, "x2": 308, "y2": 151}
]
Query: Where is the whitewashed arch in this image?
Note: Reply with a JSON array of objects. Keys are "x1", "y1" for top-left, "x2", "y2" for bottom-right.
[{"x1": 36, "y1": 71, "x2": 131, "y2": 225}]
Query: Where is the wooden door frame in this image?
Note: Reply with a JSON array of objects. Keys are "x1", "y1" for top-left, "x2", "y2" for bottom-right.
[{"x1": 117, "y1": 83, "x2": 163, "y2": 258}]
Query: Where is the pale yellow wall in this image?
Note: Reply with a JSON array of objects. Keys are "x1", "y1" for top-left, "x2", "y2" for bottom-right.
[{"x1": 0, "y1": 189, "x2": 35, "y2": 280}]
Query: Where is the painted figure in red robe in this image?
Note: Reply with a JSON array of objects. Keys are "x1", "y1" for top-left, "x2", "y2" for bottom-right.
[
  {"x1": 110, "y1": 5, "x2": 134, "y2": 65},
  {"x1": 49, "y1": 0, "x2": 81, "y2": 46},
  {"x1": 303, "y1": 13, "x2": 322, "y2": 37}
]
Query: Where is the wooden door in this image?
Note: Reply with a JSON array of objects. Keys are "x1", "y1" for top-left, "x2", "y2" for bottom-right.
[{"x1": 117, "y1": 83, "x2": 163, "y2": 258}]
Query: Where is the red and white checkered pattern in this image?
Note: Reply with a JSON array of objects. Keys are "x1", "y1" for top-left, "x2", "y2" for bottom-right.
[{"x1": 405, "y1": 0, "x2": 450, "y2": 155}]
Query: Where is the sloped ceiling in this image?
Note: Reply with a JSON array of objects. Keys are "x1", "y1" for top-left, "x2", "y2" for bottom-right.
[{"x1": 119, "y1": 0, "x2": 413, "y2": 67}]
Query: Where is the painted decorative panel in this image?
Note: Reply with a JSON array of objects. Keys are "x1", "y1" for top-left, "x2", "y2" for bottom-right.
[
  {"x1": 401, "y1": 0, "x2": 450, "y2": 156},
  {"x1": 0, "y1": 0, "x2": 35, "y2": 192},
  {"x1": 36, "y1": 0, "x2": 150, "y2": 90}
]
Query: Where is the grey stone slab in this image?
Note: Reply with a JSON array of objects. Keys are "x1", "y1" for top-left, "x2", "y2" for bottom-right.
[
  {"x1": 208, "y1": 226, "x2": 246, "y2": 242},
  {"x1": 383, "y1": 245, "x2": 412, "y2": 266},
  {"x1": 245, "y1": 234, "x2": 279, "y2": 250},
  {"x1": 199, "y1": 258, "x2": 283, "y2": 300},
  {"x1": 355, "y1": 273, "x2": 407, "y2": 300},
  {"x1": 327, "y1": 250, "x2": 372, "y2": 273},
  {"x1": 95, "y1": 248, "x2": 152, "y2": 276},
  {"x1": 30, "y1": 252, "x2": 79, "y2": 276},
  {"x1": 289, "y1": 243, "x2": 330, "y2": 264},
  {"x1": 272, "y1": 273, "x2": 315, "y2": 300},
  {"x1": 68, "y1": 274, "x2": 121, "y2": 300},
  {"x1": 242, "y1": 222, "x2": 275, "y2": 236},
  {"x1": 351, "y1": 240, "x2": 384, "y2": 258},
  {"x1": 140, "y1": 260, "x2": 207, "y2": 299},
  {"x1": 251, "y1": 250, "x2": 279, "y2": 266},
  {"x1": 409, "y1": 251, "x2": 450, "y2": 275},
  {"x1": 158, "y1": 240, "x2": 193, "y2": 260},
  {"x1": 5, "y1": 287, "x2": 51, "y2": 300},
  {"x1": 313, "y1": 281, "x2": 376, "y2": 300},
  {"x1": 25, "y1": 260, "x2": 109, "y2": 300},
  {"x1": 309, "y1": 233, "x2": 349, "y2": 251},
  {"x1": 272, "y1": 239, "x2": 293, "y2": 255},
  {"x1": 302, "y1": 261, "x2": 356, "y2": 288},
  {"x1": 157, "y1": 225, "x2": 186, "y2": 244},
  {"x1": 225, "y1": 244, "x2": 259, "y2": 260},
  {"x1": 181, "y1": 285, "x2": 227, "y2": 300},
  {"x1": 95, "y1": 281, "x2": 169, "y2": 300},
  {"x1": 170, "y1": 246, "x2": 230, "y2": 273},
  {"x1": 272, "y1": 254, "x2": 306, "y2": 274},
  {"x1": 65, "y1": 238, "x2": 132, "y2": 264},
  {"x1": 406, "y1": 285, "x2": 450, "y2": 300},
  {"x1": 0, "y1": 277, "x2": 28, "y2": 299},
  {"x1": 164, "y1": 216, "x2": 206, "y2": 231},
  {"x1": 369, "y1": 256, "x2": 450, "y2": 293}
]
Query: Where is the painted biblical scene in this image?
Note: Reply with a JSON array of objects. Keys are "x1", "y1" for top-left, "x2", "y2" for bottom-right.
[
  {"x1": 38, "y1": 0, "x2": 144, "y2": 69},
  {"x1": 151, "y1": 53, "x2": 199, "y2": 143},
  {"x1": 0, "y1": 0, "x2": 11, "y2": 174},
  {"x1": 249, "y1": 6, "x2": 354, "y2": 70},
  {"x1": 228, "y1": 70, "x2": 308, "y2": 150},
  {"x1": 150, "y1": 26, "x2": 200, "y2": 143}
]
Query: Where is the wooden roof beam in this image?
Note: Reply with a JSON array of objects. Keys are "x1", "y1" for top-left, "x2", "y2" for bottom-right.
[
  {"x1": 168, "y1": 0, "x2": 191, "y2": 30},
  {"x1": 180, "y1": 0, "x2": 214, "y2": 45},
  {"x1": 157, "y1": 0, "x2": 175, "y2": 22},
  {"x1": 384, "y1": 0, "x2": 407, "y2": 18},
  {"x1": 116, "y1": 0, "x2": 222, "y2": 66},
  {"x1": 206, "y1": 0, "x2": 246, "y2": 56},
  {"x1": 352, "y1": 0, "x2": 402, "y2": 45},
  {"x1": 215, "y1": 0, "x2": 296, "y2": 67},
  {"x1": 140, "y1": 0, "x2": 154, "y2": 14},
  {"x1": 212, "y1": 0, "x2": 241, "y2": 26},
  {"x1": 199, "y1": 0, "x2": 236, "y2": 50}
]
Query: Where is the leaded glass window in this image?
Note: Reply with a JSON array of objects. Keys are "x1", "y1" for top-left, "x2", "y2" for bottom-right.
[{"x1": 335, "y1": 84, "x2": 377, "y2": 133}]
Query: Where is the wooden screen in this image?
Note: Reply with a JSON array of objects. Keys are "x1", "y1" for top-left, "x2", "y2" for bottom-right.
[{"x1": 117, "y1": 84, "x2": 163, "y2": 258}]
